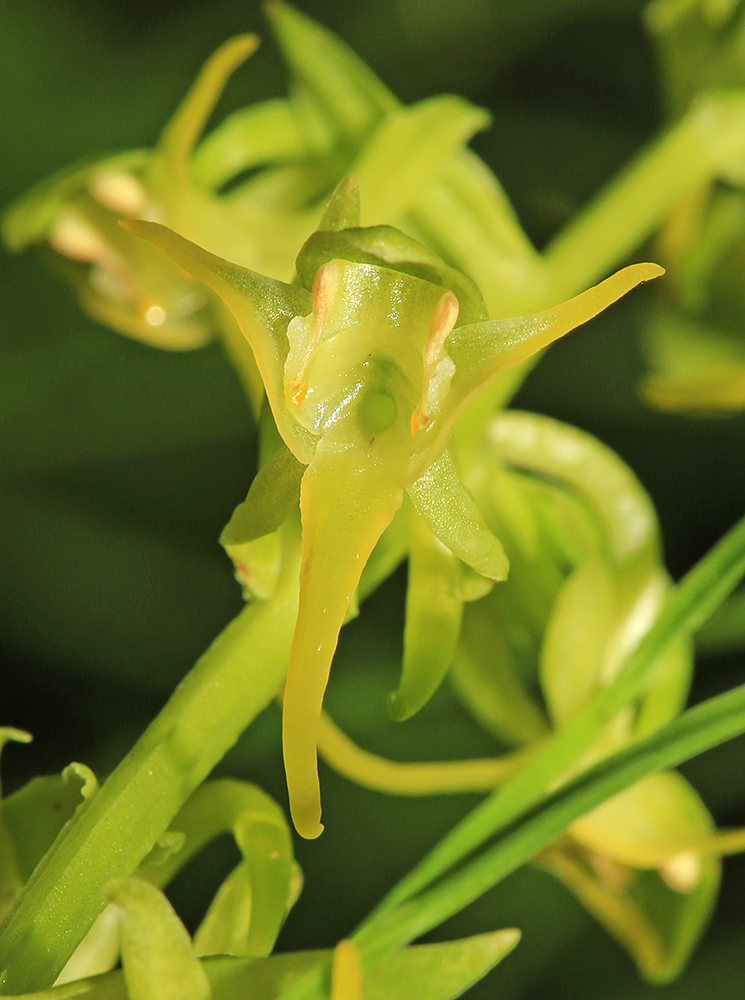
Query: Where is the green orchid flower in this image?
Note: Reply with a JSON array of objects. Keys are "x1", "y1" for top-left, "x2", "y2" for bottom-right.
[{"x1": 124, "y1": 175, "x2": 661, "y2": 838}]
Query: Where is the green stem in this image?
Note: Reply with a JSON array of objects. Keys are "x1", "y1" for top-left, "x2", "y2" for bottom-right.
[
  {"x1": 0, "y1": 533, "x2": 300, "y2": 994},
  {"x1": 544, "y1": 91, "x2": 745, "y2": 299}
]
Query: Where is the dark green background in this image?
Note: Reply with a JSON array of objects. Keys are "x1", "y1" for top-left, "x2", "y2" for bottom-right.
[{"x1": 2, "y1": 1, "x2": 744, "y2": 996}]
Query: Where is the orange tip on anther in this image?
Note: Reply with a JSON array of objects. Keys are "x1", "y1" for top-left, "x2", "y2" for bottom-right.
[{"x1": 292, "y1": 384, "x2": 309, "y2": 408}]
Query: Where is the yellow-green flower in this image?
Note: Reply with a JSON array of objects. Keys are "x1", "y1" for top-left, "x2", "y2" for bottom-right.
[{"x1": 126, "y1": 177, "x2": 660, "y2": 839}]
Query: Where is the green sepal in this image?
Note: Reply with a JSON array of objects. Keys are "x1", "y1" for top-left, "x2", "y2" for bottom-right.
[
  {"x1": 349, "y1": 96, "x2": 491, "y2": 227},
  {"x1": 193, "y1": 864, "x2": 254, "y2": 959},
  {"x1": 455, "y1": 565, "x2": 496, "y2": 603},
  {"x1": 407, "y1": 449, "x2": 508, "y2": 582},
  {"x1": 549, "y1": 770, "x2": 722, "y2": 982},
  {"x1": 485, "y1": 410, "x2": 662, "y2": 571},
  {"x1": 295, "y1": 225, "x2": 487, "y2": 326},
  {"x1": 107, "y1": 877, "x2": 211, "y2": 1000},
  {"x1": 55, "y1": 905, "x2": 122, "y2": 986},
  {"x1": 194, "y1": 814, "x2": 294, "y2": 959},
  {"x1": 389, "y1": 512, "x2": 464, "y2": 722},
  {"x1": 266, "y1": 0, "x2": 539, "y2": 317},
  {"x1": 190, "y1": 99, "x2": 307, "y2": 191},
  {"x1": 539, "y1": 557, "x2": 618, "y2": 728},
  {"x1": 316, "y1": 176, "x2": 361, "y2": 232},
  {"x1": 265, "y1": 1, "x2": 397, "y2": 149},
  {"x1": 446, "y1": 263, "x2": 665, "y2": 417},
  {"x1": 0, "y1": 730, "x2": 32, "y2": 919},
  {"x1": 220, "y1": 442, "x2": 304, "y2": 600},
  {"x1": 123, "y1": 220, "x2": 315, "y2": 462},
  {"x1": 150, "y1": 35, "x2": 259, "y2": 207},
  {"x1": 571, "y1": 771, "x2": 715, "y2": 870}
]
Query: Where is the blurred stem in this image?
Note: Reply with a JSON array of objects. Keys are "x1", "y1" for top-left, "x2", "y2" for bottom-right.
[
  {"x1": 0, "y1": 525, "x2": 300, "y2": 994},
  {"x1": 543, "y1": 91, "x2": 745, "y2": 298}
]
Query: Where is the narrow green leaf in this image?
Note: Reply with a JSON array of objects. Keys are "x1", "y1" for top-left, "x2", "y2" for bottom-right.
[
  {"x1": 350, "y1": 96, "x2": 490, "y2": 227},
  {"x1": 3, "y1": 932, "x2": 520, "y2": 1000},
  {"x1": 207, "y1": 929, "x2": 519, "y2": 1000},
  {"x1": 696, "y1": 586, "x2": 745, "y2": 653},
  {"x1": 354, "y1": 679, "x2": 745, "y2": 964},
  {"x1": 634, "y1": 634, "x2": 693, "y2": 737},
  {"x1": 361, "y1": 930, "x2": 520, "y2": 1000}
]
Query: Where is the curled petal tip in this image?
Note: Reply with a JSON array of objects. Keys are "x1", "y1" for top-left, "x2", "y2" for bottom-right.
[{"x1": 292, "y1": 806, "x2": 324, "y2": 841}]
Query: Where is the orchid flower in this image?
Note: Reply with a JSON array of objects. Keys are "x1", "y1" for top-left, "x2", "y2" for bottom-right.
[{"x1": 125, "y1": 176, "x2": 661, "y2": 838}]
